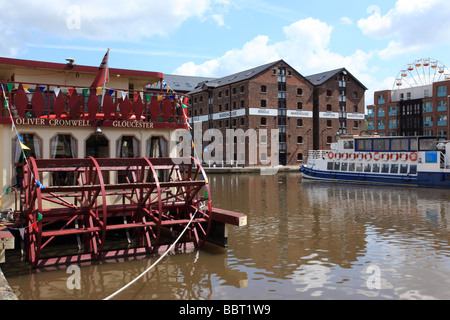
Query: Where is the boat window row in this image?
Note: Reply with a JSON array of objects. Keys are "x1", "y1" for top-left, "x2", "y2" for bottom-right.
[
  {"x1": 355, "y1": 137, "x2": 418, "y2": 152},
  {"x1": 327, "y1": 162, "x2": 417, "y2": 175},
  {"x1": 12, "y1": 133, "x2": 168, "y2": 186}
]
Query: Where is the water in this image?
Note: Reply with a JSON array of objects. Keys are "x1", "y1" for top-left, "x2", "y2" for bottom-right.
[{"x1": 4, "y1": 172, "x2": 450, "y2": 300}]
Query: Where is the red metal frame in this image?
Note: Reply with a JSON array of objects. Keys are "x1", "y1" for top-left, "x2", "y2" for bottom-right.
[
  {"x1": 20, "y1": 156, "x2": 211, "y2": 268},
  {"x1": 0, "y1": 81, "x2": 189, "y2": 129}
]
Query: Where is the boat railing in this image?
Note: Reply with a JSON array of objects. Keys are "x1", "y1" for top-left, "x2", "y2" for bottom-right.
[{"x1": 0, "y1": 80, "x2": 190, "y2": 129}]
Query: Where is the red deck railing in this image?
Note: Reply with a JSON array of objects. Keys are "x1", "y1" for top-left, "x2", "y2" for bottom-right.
[{"x1": 0, "y1": 81, "x2": 190, "y2": 129}]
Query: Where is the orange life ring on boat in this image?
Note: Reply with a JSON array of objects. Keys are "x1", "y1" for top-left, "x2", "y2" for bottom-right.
[
  {"x1": 328, "y1": 152, "x2": 334, "y2": 159},
  {"x1": 410, "y1": 152, "x2": 418, "y2": 161},
  {"x1": 350, "y1": 153, "x2": 356, "y2": 160},
  {"x1": 400, "y1": 153, "x2": 408, "y2": 161},
  {"x1": 391, "y1": 153, "x2": 399, "y2": 161},
  {"x1": 381, "y1": 153, "x2": 389, "y2": 161},
  {"x1": 365, "y1": 153, "x2": 373, "y2": 161},
  {"x1": 357, "y1": 153, "x2": 364, "y2": 161},
  {"x1": 343, "y1": 153, "x2": 349, "y2": 160},
  {"x1": 373, "y1": 152, "x2": 380, "y2": 161},
  {"x1": 335, "y1": 153, "x2": 341, "y2": 160}
]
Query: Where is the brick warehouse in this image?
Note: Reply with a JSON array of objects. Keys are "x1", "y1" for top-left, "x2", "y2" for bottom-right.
[{"x1": 187, "y1": 60, "x2": 367, "y2": 166}]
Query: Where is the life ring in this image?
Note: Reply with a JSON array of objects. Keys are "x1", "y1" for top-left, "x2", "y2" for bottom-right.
[
  {"x1": 365, "y1": 153, "x2": 373, "y2": 161},
  {"x1": 328, "y1": 152, "x2": 334, "y2": 159},
  {"x1": 349, "y1": 153, "x2": 356, "y2": 160},
  {"x1": 343, "y1": 153, "x2": 349, "y2": 160},
  {"x1": 400, "y1": 153, "x2": 408, "y2": 161},
  {"x1": 410, "y1": 152, "x2": 418, "y2": 161},
  {"x1": 391, "y1": 153, "x2": 399, "y2": 161},
  {"x1": 335, "y1": 152, "x2": 341, "y2": 160},
  {"x1": 381, "y1": 153, "x2": 389, "y2": 161},
  {"x1": 357, "y1": 153, "x2": 364, "y2": 161},
  {"x1": 373, "y1": 152, "x2": 380, "y2": 161}
]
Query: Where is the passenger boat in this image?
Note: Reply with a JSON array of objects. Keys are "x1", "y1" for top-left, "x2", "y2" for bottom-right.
[
  {"x1": 0, "y1": 54, "x2": 226, "y2": 268},
  {"x1": 301, "y1": 135, "x2": 450, "y2": 188}
]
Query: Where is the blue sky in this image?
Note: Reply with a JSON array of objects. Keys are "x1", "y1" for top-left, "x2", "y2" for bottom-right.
[{"x1": 1, "y1": 0, "x2": 450, "y2": 105}]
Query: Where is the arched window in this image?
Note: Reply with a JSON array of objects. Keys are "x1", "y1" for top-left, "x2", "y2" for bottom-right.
[
  {"x1": 50, "y1": 134, "x2": 77, "y2": 186},
  {"x1": 12, "y1": 133, "x2": 42, "y2": 185},
  {"x1": 147, "y1": 136, "x2": 167, "y2": 158},
  {"x1": 147, "y1": 136, "x2": 168, "y2": 182},
  {"x1": 117, "y1": 136, "x2": 140, "y2": 183},
  {"x1": 86, "y1": 134, "x2": 109, "y2": 183}
]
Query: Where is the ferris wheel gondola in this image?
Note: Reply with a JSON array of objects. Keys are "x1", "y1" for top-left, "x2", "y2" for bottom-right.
[{"x1": 393, "y1": 58, "x2": 450, "y2": 90}]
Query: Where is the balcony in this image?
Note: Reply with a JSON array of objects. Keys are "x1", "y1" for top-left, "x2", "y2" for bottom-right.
[{"x1": 0, "y1": 81, "x2": 189, "y2": 129}]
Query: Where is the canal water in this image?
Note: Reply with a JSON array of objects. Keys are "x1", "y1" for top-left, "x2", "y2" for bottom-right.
[{"x1": 4, "y1": 172, "x2": 450, "y2": 300}]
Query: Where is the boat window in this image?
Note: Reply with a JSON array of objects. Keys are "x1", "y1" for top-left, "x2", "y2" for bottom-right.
[
  {"x1": 327, "y1": 162, "x2": 333, "y2": 170},
  {"x1": 343, "y1": 140, "x2": 354, "y2": 149},
  {"x1": 348, "y1": 163, "x2": 355, "y2": 171},
  {"x1": 50, "y1": 134, "x2": 77, "y2": 186},
  {"x1": 118, "y1": 136, "x2": 139, "y2": 158},
  {"x1": 381, "y1": 164, "x2": 389, "y2": 173},
  {"x1": 334, "y1": 162, "x2": 340, "y2": 171},
  {"x1": 373, "y1": 139, "x2": 389, "y2": 151},
  {"x1": 390, "y1": 164, "x2": 399, "y2": 173},
  {"x1": 391, "y1": 138, "x2": 409, "y2": 151},
  {"x1": 355, "y1": 163, "x2": 363, "y2": 172},
  {"x1": 400, "y1": 164, "x2": 408, "y2": 174},
  {"x1": 364, "y1": 164, "x2": 371, "y2": 172},
  {"x1": 147, "y1": 136, "x2": 168, "y2": 158},
  {"x1": 410, "y1": 165, "x2": 417, "y2": 174},
  {"x1": 410, "y1": 139, "x2": 418, "y2": 151},
  {"x1": 341, "y1": 162, "x2": 348, "y2": 171},
  {"x1": 12, "y1": 133, "x2": 42, "y2": 185},
  {"x1": 356, "y1": 139, "x2": 372, "y2": 151},
  {"x1": 148, "y1": 136, "x2": 169, "y2": 181},
  {"x1": 372, "y1": 163, "x2": 380, "y2": 173},
  {"x1": 117, "y1": 136, "x2": 140, "y2": 183},
  {"x1": 86, "y1": 134, "x2": 109, "y2": 183},
  {"x1": 419, "y1": 138, "x2": 438, "y2": 151}
]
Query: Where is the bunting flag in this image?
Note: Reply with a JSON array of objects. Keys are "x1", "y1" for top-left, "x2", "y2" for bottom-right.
[
  {"x1": 1, "y1": 84, "x2": 7, "y2": 109},
  {"x1": 91, "y1": 49, "x2": 110, "y2": 88},
  {"x1": 54, "y1": 87, "x2": 61, "y2": 97},
  {"x1": 20, "y1": 142, "x2": 30, "y2": 150}
]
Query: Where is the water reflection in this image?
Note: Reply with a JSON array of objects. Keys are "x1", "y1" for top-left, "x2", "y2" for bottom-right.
[{"x1": 5, "y1": 173, "x2": 450, "y2": 299}]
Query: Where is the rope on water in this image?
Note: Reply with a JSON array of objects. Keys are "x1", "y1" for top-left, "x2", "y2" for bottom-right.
[{"x1": 103, "y1": 209, "x2": 198, "y2": 300}]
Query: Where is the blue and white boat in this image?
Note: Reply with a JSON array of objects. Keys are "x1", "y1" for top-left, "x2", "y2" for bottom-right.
[{"x1": 301, "y1": 135, "x2": 450, "y2": 188}]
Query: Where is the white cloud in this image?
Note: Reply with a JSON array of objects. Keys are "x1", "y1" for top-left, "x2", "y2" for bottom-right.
[
  {"x1": 0, "y1": 0, "x2": 223, "y2": 56},
  {"x1": 358, "y1": 0, "x2": 450, "y2": 57},
  {"x1": 175, "y1": 35, "x2": 280, "y2": 76},
  {"x1": 175, "y1": 17, "x2": 373, "y2": 82},
  {"x1": 340, "y1": 17, "x2": 353, "y2": 25}
]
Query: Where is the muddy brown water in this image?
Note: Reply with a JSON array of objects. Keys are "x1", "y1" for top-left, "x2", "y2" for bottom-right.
[{"x1": 4, "y1": 172, "x2": 450, "y2": 300}]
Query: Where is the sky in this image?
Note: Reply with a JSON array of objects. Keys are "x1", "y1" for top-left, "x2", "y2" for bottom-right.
[{"x1": 1, "y1": 0, "x2": 450, "y2": 106}]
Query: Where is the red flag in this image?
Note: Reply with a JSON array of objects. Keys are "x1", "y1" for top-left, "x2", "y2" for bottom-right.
[{"x1": 91, "y1": 49, "x2": 110, "y2": 88}]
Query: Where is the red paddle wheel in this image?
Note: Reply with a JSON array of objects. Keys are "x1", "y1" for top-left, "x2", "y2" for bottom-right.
[{"x1": 20, "y1": 156, "x2": 212, "y2": 268}]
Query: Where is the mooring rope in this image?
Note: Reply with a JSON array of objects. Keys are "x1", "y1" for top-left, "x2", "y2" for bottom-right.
[{"x1": 103, "y1": 208, "x2": 198, "y2": 300}]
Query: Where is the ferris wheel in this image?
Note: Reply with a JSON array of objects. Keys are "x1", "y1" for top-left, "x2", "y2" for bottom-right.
[{"x1": 393, "y1": 58, "x2": 450, "y2": 90}]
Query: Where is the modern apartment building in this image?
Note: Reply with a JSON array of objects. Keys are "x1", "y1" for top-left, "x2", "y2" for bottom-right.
[{"x1": 366, "y1": 80, "x2": 450, "y2": 138}]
